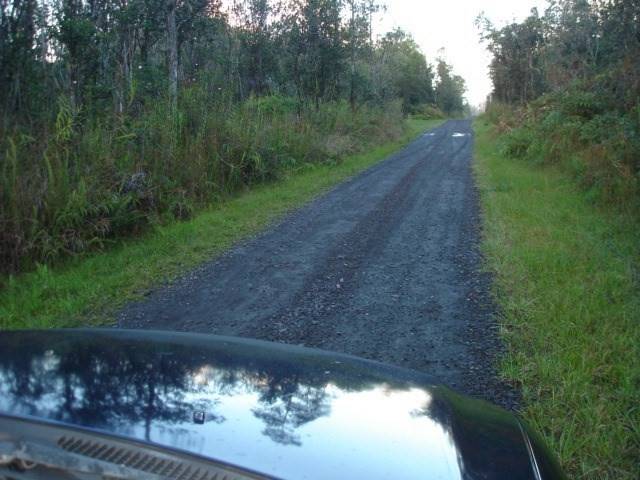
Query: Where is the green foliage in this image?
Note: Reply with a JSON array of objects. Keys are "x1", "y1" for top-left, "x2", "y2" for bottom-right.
[
  {"x1": 499, "y1": 127, "x2": 535, "y2": 159},
  {"x1": 411, "y1": 104, "x2": 445, "y2": 120},
  {"x1": 0, "y1": 0, "x2": 451, "y2": 274},
  {"x1": 0, "y1": 118, "x2": 440, "y2": 328},
  {"x1": 478, "y1": 8, "x2": 546, "y2": 105},
  {"x1": 435, "y1": 59, "x2": 467, "y2": 116},
  {"x1": 480, "y1": 0, "x2": 640, "y2": 208},
  {"x1": 489, "y1": 89, "x2": 640, "y2": 209},
  {"x1": 475, "y1": 119, "x2": 640, "y2": 480},
  {"x1": 0, "y1": 91, "x2": 405, "y2": 274},
  {"x1": 371, "y1": 29, "x2": 437, "y2": 113},
  {"x1": 245, "y1": 95, "x2": 298, "y2": 116}
]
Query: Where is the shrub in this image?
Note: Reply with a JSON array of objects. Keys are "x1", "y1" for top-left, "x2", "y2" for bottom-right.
[
  {"x1": 412, "y1": 104, "x2": 445, "y2": 120},
  {"x1": 0, "y1": 90, "x2": 406, "y2": 275},
  {"x1": 484, "y1": 90, "x2": 640, "y2": 211},
  {"x1": 499, "y1": 127, "x2": 534, "y2": 159}
]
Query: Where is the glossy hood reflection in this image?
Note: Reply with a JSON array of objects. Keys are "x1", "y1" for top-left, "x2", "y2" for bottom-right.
[{"x1": 0, "y1": 329, "x2": 559, "y2": 479}]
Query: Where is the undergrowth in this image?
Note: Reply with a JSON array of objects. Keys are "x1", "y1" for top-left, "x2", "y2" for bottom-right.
[
  {"x1": 0, "y1": 118, "x2": 440, "y2": 329},
  {"x1": 484, "y1": 87, "x2": 640, "y2": 212},
  {"x1": 474, "y1": 118, "x2": 640, "y2": 479},
  {"x1": 1, "y1": 91, "x2": 405, "y2": 276}
]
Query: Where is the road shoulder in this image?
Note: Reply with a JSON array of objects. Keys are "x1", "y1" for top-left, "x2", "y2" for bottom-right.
[
  {"x1": 473, "y1": 117, "x2": 640, "y2": 479},
  {"x1": 0, "y1": 119, "x2": 444, "y2": 330}
]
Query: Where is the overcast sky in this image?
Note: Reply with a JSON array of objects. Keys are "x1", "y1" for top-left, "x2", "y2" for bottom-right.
[{"x1": 374, "y1": 0, "x2": 548, "y2": 106}]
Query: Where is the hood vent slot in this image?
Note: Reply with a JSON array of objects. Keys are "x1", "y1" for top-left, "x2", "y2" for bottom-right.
[{"x1": 57, "y1": 435, "x2": 246, "y2": 480}]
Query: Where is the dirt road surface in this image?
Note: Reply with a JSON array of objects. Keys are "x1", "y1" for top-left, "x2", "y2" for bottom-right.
[{"x1": 119, "y1": 119, "x2": 518, "y2": 409}]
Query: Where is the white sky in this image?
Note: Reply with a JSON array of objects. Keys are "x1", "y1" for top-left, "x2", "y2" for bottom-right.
[{"x1": 374, "y1": 0, "x2": 549, "y2": 106}]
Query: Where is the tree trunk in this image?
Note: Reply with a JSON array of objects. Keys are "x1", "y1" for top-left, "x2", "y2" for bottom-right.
[
  {"x1": 166, "y1": 0, "x2": 178, "y2": 109},
  {"x1": 349, "y1": 1, "x2": 356, "y2": 112}
]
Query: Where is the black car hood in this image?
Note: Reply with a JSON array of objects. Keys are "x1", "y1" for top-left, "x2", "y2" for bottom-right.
[{"x1": 0, "y1": 329, "x2": 562, "y2": 479}]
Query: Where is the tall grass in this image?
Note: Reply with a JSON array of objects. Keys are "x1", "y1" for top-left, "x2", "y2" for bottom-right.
[
  {"x1": 0, "y1": 118, "x2": 439, "y2": 330},
  {"x1": 475, "y1": 118, "x2": 640, "y2": 479},
  {"x1": 485, "y1": 90, "x2": 640, "y2": 212},
  {"x1": 1, "y1": 90, "x2": 404, "y2": 275}
]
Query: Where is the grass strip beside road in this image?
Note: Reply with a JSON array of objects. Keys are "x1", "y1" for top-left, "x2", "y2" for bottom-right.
[
  {"x1": 474, "y1": 118, "x2": 640, "y2": 479},
  {"x1": 0, "y1": 119, "x2": 443, "y2": 330}
]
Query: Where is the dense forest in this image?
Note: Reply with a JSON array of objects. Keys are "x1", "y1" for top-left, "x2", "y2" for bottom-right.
[
  {"x1": 478, "y1": 0, "x2": 639, "y2": 209},
  {"x1": 0, "y1": 0, "x2": 467, "y2": 274}
]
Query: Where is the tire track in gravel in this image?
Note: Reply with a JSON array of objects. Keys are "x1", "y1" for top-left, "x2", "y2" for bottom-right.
[{"x1": 118, "y1": 119, "x2": 519, "y2": 410}]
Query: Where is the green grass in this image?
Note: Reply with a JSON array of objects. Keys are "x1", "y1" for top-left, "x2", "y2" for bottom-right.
[
  {"x1": 0, "y1": 118, "x2": 442, "y2": 330},
  {"x1": 473, "y1": 118, "x2": 640, "y2": 479}
]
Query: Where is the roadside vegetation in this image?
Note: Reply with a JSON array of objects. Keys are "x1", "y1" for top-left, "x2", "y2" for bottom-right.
[
  {"x1": 0, "y1": 118, "x2": 442, "y2": 330},
  {"x1": 0, "y1": 0, "x2": 465, "y2": 278},
  {"x1": 477, "y1": 1, "x2": 639, "y2": 478},
  {"x1": 477, "y1": 0, "x2": 639, "y2": 212},
  {"x1": 475, "y1": 119, "x2": 639, "y2": 480}
]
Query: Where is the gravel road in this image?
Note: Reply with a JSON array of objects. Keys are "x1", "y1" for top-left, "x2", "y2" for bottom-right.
[{"x1": 118, "y1": 119, "x2": 518, "y2": 410}]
